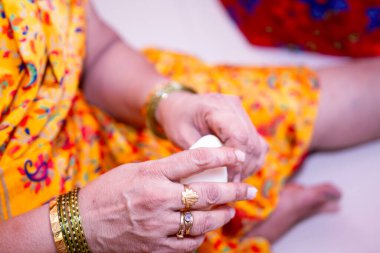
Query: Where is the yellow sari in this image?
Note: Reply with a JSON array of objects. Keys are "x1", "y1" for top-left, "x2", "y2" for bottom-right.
[{"x1": 0, "y1": 1, "x2": 319, "y2": 252}]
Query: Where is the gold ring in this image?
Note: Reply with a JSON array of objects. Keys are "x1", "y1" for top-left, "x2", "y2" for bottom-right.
[
  {"x1": 181, "y1": 185, "x2": 199, "y2": 210},
  {"x1": 176, "y1": 212, "x2": 186, "y2": 240},
  {"x1": 183, "y1": 211, "x2": 194, "y2": 235}
]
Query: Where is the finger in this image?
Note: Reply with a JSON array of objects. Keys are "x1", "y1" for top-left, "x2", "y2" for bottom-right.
[
  {"x1": 207, "y1": 97, "x2": 261, "y2": 156},
  {"x1": 163, "y1": 236, "x2": 205, "y2": 253},
  {"x1": 211, "y1": 112, "x2": 259, "y2": 153},
  {"x1": 158, "y1": 147, "x2": 246, "y2": 181},
  {"x1": 170, "y1": 182, "x2": 257, "y2": 210},
  {"x1": 166, "y1": 206, "x2": 236, "y2": 237},
  {"x1": 226, "y1": 95, "x2": 257, "y2": 135},
  {"x1": 206, "y1": 110, "x2": 263, "y2": 179},
  {"x1": 258, "y1": 136, "x2": 269, "y2": 164},
  {"x1": 228, "y1": 164, "x2": 242, "y2": 183},
  {"x1": 173, "y1": 125, "x2": 203, "y2": 150},
  {"x1": 256, "y1": 136, "x2": 268, "y2": 168},
  {"x1": 241, "y1": 136, "x2": 268, "y2": 179}
]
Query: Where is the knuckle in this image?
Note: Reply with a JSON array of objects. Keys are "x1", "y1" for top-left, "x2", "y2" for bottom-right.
[
  {"x1": 204, "y1": 185, "x2": 221, "y2": 205},
  {"x1": 224, "y1": 148, "x2": 237, "y2": 163},
  {"x1": 235, "y1": 184, "x2": 247, "y2": 200},
  {"x1": 246, "y1": 140, "x2": 262, "y2": 156},
  {"x1": 232, "y1": 130, "x2": 250, "y2": 146},
  {"x1": 189, "y1": 148, "x2": 213, "y2": 167}
]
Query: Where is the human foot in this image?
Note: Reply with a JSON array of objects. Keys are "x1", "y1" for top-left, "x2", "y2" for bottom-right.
[{"x1": 244, "y1": 183, "x2": 342, "y2": 244}]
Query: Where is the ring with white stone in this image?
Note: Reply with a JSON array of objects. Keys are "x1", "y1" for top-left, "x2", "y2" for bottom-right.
[{"x1": 183, "y1": 211, "x2": 194, "y2": 235}]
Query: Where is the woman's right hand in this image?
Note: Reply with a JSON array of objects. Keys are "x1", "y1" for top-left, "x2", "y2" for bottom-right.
[{"x1": 78, "y1": 147, "x2": 257, "y2": 253}]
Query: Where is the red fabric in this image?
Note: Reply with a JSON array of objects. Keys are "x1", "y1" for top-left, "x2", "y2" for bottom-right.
[{"x1": 221, "y1": 0, "x2": 380, "y2": 57}]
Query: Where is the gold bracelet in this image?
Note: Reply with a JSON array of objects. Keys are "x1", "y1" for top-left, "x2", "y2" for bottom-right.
[
  {"x1": 49, "y1": 200, "x2": 68, "y2": 253},
  {"x1": 71, "y1": 188, "x2": 91, "y2": 253},
  {"x1": 66, "y1": 191, "x2": 81, "y2": 251},
  {"x1": 60, "y1": 194, "x2": 75, "y2": 252},
  {"x1": 144, "y1": 81, "x2": 197, "y2": 138},
  {"x1": 50, "y1": 189, "x2": 91, "y2": 253}
]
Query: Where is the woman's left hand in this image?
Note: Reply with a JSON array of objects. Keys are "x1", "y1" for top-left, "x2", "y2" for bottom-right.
[{"x1": 156, "y1": 92, "x2": 268, "y2": 182}]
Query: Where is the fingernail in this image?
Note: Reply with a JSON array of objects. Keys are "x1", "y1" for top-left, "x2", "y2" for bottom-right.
[
  {"x1": 234, "y1": 150, "x2": 246, "y2": 162},
  {"x1": 247, "y1": 187, "x2": 258, "y2": 200},
  {"x1": 229, "y1": 208, "x2": 236, "y2": 218}
]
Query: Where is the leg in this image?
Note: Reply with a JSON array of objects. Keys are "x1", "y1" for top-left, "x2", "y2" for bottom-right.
[
  {"x1": 247, "y1": 59, "x2": 380, "y2": 243},
  {"x1": 311, "y1": 58, "x2": 380, "y2": 150}
]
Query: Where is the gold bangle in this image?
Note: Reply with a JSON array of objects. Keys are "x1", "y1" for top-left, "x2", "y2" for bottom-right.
[
  {"x1": 57, "y1": 195, "x2": 72, "y2": 252},
  {"x1": 144, "y1": 81, "x2": 197, "y2": 138},
  {"x1": 51, "y1": 189, "x2": 91, "y2": 253},
  {"x1": 66, "y1": 191, "x2": 81, "y2": 251},
  {"x1": 60, "y1": 194, "x2": 75, "y2": 252},
  {"x1": 71, "y1": 188, "x2": 91, "y2": 252},
  {"x1": 49, "y1": 200, "x2": 68, "y2": 253}
]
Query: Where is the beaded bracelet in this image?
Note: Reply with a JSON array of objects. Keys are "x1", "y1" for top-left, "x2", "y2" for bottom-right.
[
  {"x1": 143, "y1": 81, "x2": 197, "y2": 138},
  {"x1": 49, "y1": 188, "x2": 91, "y2": 253}
]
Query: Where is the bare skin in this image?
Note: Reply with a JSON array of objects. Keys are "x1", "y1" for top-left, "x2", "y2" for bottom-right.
[
  {"x1": 245, "y1": 58, "x2": 380, "y2": 243},
  {"x1": 245, "y1": 183, "x2": 342, "y2": 243},
  {"x1": 1, "y1": 0, "x2": 380, "y2": 251},
  {"x1": 311, "y1": 58, "x2": 380, "y2": 150}
]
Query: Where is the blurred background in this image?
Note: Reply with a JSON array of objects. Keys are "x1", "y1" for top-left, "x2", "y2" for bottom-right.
[{"x1": 92, "y1": 1, "x2": 380, "y2": 252}]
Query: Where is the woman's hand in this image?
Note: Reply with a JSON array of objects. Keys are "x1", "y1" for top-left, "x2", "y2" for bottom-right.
[
  {"x1": 157, "y1": 92, "x2": 268, "y2": 182},
  {"x1": 79, "y1": 147, "x2": 256, "y2": 253}
]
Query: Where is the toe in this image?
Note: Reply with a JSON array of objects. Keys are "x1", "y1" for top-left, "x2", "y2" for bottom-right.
[
  {"x1": 313, "y1": 183, "x2": 342, "y2": 201},
  {"x1": 318, "y1": 201, "x2": 340, "y2": 213}
]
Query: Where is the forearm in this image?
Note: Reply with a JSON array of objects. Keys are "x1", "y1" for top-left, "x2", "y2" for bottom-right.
[
  {"x1": 82, "y1": 3, "x2": 167, "y2": 127},
  {"x1": 0, "y1": 204, "x2": 56, "y2": 253}
]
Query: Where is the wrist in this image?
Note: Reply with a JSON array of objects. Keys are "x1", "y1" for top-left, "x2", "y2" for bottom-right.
[
  {"x1": 143, "y1": 81, "x2": 197, "y2": 138},
  {"x1": 155, "y1": 91, "x2": 195, "y2": 128},
  {"x1": 77, "y1": 187, "x2": 98, "y2": 252}
]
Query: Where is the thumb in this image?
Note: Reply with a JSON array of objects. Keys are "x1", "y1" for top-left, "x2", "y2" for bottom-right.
[{"x1": 170, "y1": 125, "x2": 202, "y2": 149}]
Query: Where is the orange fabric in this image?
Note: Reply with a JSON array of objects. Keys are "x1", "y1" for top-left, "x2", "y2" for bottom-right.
[{"x1": 0, "y1": 1, "x2": 319, "y2": 252}]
